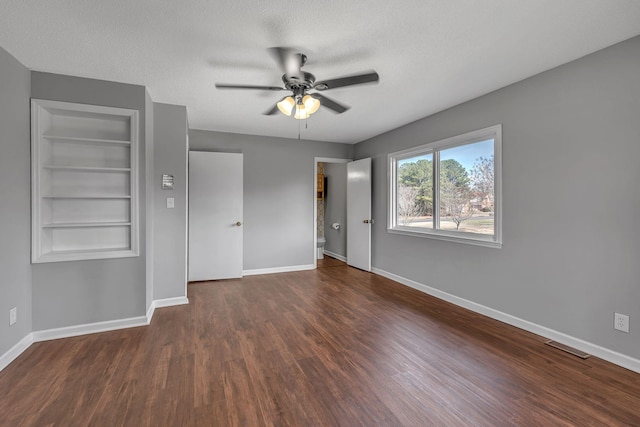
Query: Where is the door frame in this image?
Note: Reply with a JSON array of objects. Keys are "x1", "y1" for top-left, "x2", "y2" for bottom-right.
[{"x1": 313, "y1": 157, "x2": 351, "y2": 268}]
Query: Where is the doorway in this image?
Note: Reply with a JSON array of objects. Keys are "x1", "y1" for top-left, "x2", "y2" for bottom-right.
[
  {"x1": 313, "y1": 157, "x2": 372, "y2": 271},
  {"x1": 346, "y1": 158, "x2": 372, "y2": 271},
  {"x1": 313, "y1": 157, "x2": 351, "y2": 268}
]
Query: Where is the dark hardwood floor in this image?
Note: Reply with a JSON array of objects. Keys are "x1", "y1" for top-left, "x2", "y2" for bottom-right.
[{"x1": 1, "y1": 257, "x2": 639, "y2": 426}]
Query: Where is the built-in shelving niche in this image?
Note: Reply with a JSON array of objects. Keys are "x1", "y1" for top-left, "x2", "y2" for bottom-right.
[{"x1": 31, "y1": 99, "x2": 139, "y2": 263}]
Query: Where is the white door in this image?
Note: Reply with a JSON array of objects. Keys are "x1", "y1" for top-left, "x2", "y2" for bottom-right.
[
  {"x1": 347, "y1": 158, "x2": 372, "y2": 271},
  {"x1": 188, "y1": 151, "x2": 243, "y2": 281}
]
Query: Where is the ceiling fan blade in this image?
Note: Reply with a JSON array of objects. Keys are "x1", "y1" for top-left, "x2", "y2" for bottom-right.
[
  {"x1": 269, "y1": 47, "x2": 293, "y2": 71},
  {"x1": 313, "y1": 93, "x2": 350, "y2": 114},
  {"x1": 268, "y1": 47, "x2": 305, "y2": 78},
  {"x1": 215, "y1": 83, "x2": 285, "y2": 91},
  {"x1": 263, "y1": 98, "x2": 286, "y2": 116},
  {"x1": 263, "y1": 104, "x2": 280, "y2": 115},
  {"x1": 314, "y1": 71, "x2": 379, "y2": 91}
]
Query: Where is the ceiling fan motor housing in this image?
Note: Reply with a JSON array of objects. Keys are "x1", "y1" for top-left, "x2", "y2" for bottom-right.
[{"x1": 283, "y1": 71, "x2": 316, "y2": 92}]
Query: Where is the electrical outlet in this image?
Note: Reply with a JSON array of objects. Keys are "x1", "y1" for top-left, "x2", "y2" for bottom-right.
[
  {"x1": 9, "y1": 307, "x2": 17, "y2": 326},
  {"x1": 614, "y1": 312, "x2": 629, "y2": 333}
]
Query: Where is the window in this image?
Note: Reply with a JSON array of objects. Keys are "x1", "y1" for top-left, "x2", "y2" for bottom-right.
[{"x1": 388, "y1": 125, "x2": 501, "y2": 247}]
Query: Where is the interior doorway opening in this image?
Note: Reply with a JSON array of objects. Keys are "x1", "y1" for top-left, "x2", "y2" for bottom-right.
[{"x1": 314, "y1": 157, "x2": 350, "y2": 268}]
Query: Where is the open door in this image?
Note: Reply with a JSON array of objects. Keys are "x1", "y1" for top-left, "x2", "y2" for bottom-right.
[
  {"x1": 188, "y1": 151, "x2": 243, "y2": 281},
  {"x1": 347, "y1": 158, "x2": 372, "y2": 271}
]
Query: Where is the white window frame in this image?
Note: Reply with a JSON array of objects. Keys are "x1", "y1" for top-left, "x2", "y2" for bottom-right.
[{"x1": 388, "y1": 124, "x2": 502, "y2": 248}]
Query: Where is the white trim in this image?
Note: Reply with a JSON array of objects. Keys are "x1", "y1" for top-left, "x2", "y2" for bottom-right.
[
  {"x1": 184, "y1": 134, "x2": 190, "y2": 300},
  {"x1": 146, "y1": 302, "x2": 156, "y2": 324},
  {"x1": 0, "y1": 333, "x2": 34, "y2": 372},
  {"x1": 1, "y1": 297, "x2": 191, "y2": 372},
  {"x1": 372, "y1": 267, "x2": 640, "y2": 374},
  {"x1": 32, "y1": 316, "x2": 148, "y2": 342},
  {"x1": 388, "y1": 228, "x2": 502, "y2": 248},
  {"x1": 323, "y1": 250, "x2": 347, "y2": 263},
  {"x1": 147, "y1": 296, "x2": 190, "y2": 322},
  {"x1": 314, "y1": 157, "x2": 352, "y2": 164},
  {"x1": 154, "y1": 296, "x2": 189, "y2": 308},
  {"x1": 243, "y1": 264, "x2": 315, "y2": 276},
  {"x1": 313, "y1": 160, "x2": 318, "y2": 269},
  {"x1": 388, "y1": 125, "x2": 502, "y2": 159}
]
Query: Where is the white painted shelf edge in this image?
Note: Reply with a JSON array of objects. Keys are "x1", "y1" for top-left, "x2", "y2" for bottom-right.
[
  {"x1": 42, "y1": 195, "x2": 132, "y2": 199},
  {"x1": 41, "y1": 134, "x2": 131, "y2": 145},
  {"x1": 42, "y1": 222, "x2": 132, "y2": 228},
  {"x1": 42, "y1": 165, "x2": 132, "y2": 172},
  {"x1": 37, "y1": 248, "x2": 139, "y2": 263}
]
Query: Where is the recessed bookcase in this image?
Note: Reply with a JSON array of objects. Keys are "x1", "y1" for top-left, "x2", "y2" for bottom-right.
[{"x1": 31, "y1": 99, "x2": 139, "y2": 263}]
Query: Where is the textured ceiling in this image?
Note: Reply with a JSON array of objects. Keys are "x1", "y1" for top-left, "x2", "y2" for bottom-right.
[{"x1": 1, "y1": 1, "x2": 639, "y2": 143}]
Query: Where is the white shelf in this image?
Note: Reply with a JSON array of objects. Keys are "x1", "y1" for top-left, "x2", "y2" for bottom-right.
[
  {"x1": 42, "y1": 195, "x2": 131, "y2": 199},
  {"x1": 43, "y1": 165, "x2": 131, "y2": 172},
  {"x1": 37, "y1": 247, "x2": 137, "y2": 263},
  {"x1": 47, "y1": 247, "x2": 131, "y2": 256},
  {"x1": 32, "y1": 99, "x2": 139, "y2": 263},
  {"x1": 42, "y1": 134, "x2": 131, "y2": 145},
  {"x1": 43, "y1": 222, "x2": 132, "y2": 228}
]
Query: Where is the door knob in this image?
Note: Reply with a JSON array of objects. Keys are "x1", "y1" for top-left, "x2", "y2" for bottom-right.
[
  {"x1": 363, "y1": 219, "x2": 374, "y2": 224},
  {"x1": 236, "y1": 221, "x2": 242, "y2": 226}
]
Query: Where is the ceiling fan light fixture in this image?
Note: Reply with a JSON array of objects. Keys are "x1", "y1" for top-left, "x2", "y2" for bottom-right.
[
  {"x1": 303, "y1": 95, "x2": 321, "y2": 115},
  {"x1": 294, "y1": 103, "x2": 310, "y2": 120},
  {"x1": 277, "y1": 96, "x2": 295, "y2": 116}
]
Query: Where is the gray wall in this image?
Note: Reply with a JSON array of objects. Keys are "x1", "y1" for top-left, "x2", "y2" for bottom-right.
[
  {"x1": 0, "y1": 47, "x2": 32, "y2": 355},
  {"x1": 189, "y1": 130, "x2": 353, "y2": 270},
  {"x1": 31, "y1": 72, "x2": 148, "y2": 329},
  {"x1": 355, "y1": 36, "x2": 640, "y2": 359},
  {"x1": 153, "y1": 103, "x2": 188, "y2": 300},
  {"x1": 323, "y1": 163, "x2": 348, "y2": 258}
]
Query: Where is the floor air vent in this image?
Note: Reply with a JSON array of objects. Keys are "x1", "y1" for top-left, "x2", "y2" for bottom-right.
[{"x1": 545, "y1": 340, "x2": 591, "y2": 359}]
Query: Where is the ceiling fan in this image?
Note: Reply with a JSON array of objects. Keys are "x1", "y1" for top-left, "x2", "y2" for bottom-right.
[{"x1": 215, "y1": 47, "x2": 379, "y2": 119}]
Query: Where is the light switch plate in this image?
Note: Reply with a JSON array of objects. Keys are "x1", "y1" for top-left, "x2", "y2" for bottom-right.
[
  {"x1": 166, "y1": 197, "x2": 175, "y2": 209},
  {"x1": 9, "y1": 307, "x2": 17, "y2": 326}
]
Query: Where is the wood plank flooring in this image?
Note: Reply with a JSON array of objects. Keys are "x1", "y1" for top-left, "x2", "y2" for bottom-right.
[{"x1": 1, "y1": 257, "x2": 639, "y2": 426}]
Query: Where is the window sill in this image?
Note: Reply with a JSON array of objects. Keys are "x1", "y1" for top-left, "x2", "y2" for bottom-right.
[{"x1": 388, "y1": 227, "x2": 502, "y2": 249}]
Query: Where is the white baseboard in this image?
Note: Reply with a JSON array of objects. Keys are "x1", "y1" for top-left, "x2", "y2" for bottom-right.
[
  {"x1": 372, "y1": 267, "x2": 640, "y2": 374},
  {"x1": 323, "y1": 250, "x2": 347, "y2": 262},
  {"x1": 146, "y1": 302, "x2": 156, "y2": 323},
  {"x1": 148, "y1": 296, "x2": 189, "y2": 322},
  {"x1": 32, "y1": 316, "x2": 149, "y2": 342},
  {"x1": 0, "y1": 333, "x2": 34, "y2": 372},
  {"x1": 243, "y1": 264, "x2": 315, "y2": 276},
  {"x1": 1, "y1": 295, "x2": 192, "y2": 372},
  {"x1": 154, "y1": 296, "x2": 189, "y2": 308}
]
